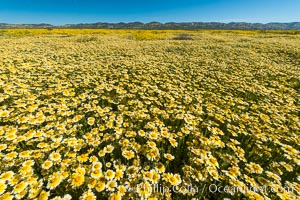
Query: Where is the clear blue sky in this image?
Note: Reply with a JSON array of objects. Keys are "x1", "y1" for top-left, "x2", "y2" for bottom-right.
[{"x1": 0, "y1": 0, "x2": 300, "y2": 25}]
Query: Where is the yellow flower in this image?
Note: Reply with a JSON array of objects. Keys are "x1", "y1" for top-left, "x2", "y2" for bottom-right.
[
  {"x1": 105, "y1": 162, "x2": 112, "y2": 168},
  {"x1": 115, "y1": 169, "x2": 123, "y2": 180},
  {"x1": 8, "y1": 175, "x2": 20, "y2": 186},
  {"x1": 37, "y1": 142, "x2": 49, "y2": 149},
  {"x1": 107, "y1": 180, "x2": 117, "y2": 191},
  {"x1": 42, "y1": 160, "x2": 53, "y2": 170},
  {"x1": 109, "y1": 192, "x2": 121, "y2": 200},
  {"x1": 125, "y1": 131, "x2": 136, "y2": 137},
  {"x1": 23, "y1": 160, "x2": 35, "y2": 167},
  {"x1": 266, "y1": 171, "x2": 281, "y2": 184},
  {"x1": 89, "y1": 155, "x2": 98, "y2": 163},
  {"x1": 0, "y1": 181, "x2": 7, "y2": 195},
  {"x1": 206, "y1": 156, "x2": 219, "y2": 168},
  {"x1": 87, "y1": 117, "x2": 95, "y2": 126},
  {"x1": 5, "y1": 133, "x2": 17, "y2": 141},
  {"x1": 122, "y1": 150, "x2": 135, "y2": 159},
  {"x1": 246, "y1": 191, "x2": 264, "y2": 200},
  {"x1": 38, "y1": 190, "x2": 50, "y2": 200},
  {"x1": 161, "y1": 130, "x2": 170, "y2": 138},
  {"x1": 151, "y1": 171, "x2": 160, "y2": 183},
  {"x1": 169, "y1": 138, "x2": 178, "y2": 147},
  {"x1": 137, "y1": 181, "x2": 152, "y2": 197},
  {"x1": 106, "y1": 121, "x2": 114, "y2": 129},
  {"x1": 146, "y1": 148, "x2": 159, "y2": 161},
  {"x1": 257, "y1": 177, "x2": 271, "y2": 186},
  {"x1": 19, "y1": 165, "x2": 33, "y2": 176},
  {"x1": 0, "y1": 171, "x2": 14, "y2": 182},
  {"x1": 62, "y1": 194, "x2": 72, "y2": 200},
  {"x1": 61, "y1": 171, "x2": 69, "y2": 179},
  {"x1": 6, "y1": 128, "x2": 17, "y2": 138},
  {"x1": 229, "y1": 179, "x2": 246, "y2": 192},
  {"x1": 88, "y1": 179, "x2": 97, "y2": 189},
  {"x1": 155, "y1": 163, "x2": 165, "y2": 173},
  {"x1": 0, "y1": 110, "x2": 10, "y2": 118},
  {"x1": 259, "y1": 113, "x2": 270, "y2": 123},
  {"x1": 47, "y1": 172, "x2": 62, "y2": 190},
  {"x1": 104, "y1": 145, "x2": 114, "y2": 153},
  {"x1": 63, "y1": 89, "x2": 70, "y2": 96},
  {"x1": 80, "y1": 190, "x2": 96, "y2": 200},
  {"x1": 0, "y1": 193, "x2": 13, "y2": 200},
  {"x1": 15, "y1": 188, "x2": 27, "y2": 199},
  {"x1": 27, "y1": 104, "x2": 38, "y2": 113},
  {"x1": 96, "y1": 180, "x2": 106, "y2": 192},
  {"x1": 244, "y1": 175, "x2": 259, "y2": 188},
  {"x1": 77, "y1": 153, "x2": 89, "y2": 163},
  {"x1": 98, "y1": 150, "x2": 106, "y2": 157},
  {"x1": 147, "y1": 141, "x2": 156, "y2": 148},
  {"x1": 18, "y1": 115, "x2": 29, "y2": 123},
  {"x1": 99, "y1": 125, "x2": 106, "y2": 131},
  {"x1": 70, "y1": 173, "x2": 85, "y2": 188},
  {"x1": 19, "y1": 150, "x2": 31, "y2": 158},
  {"x1": 75, "y1": 167, "x2": 86, "y2": 175},
  {"x1": 207, "y1": 166, "x2": 219, "y2": 180},
  {"x1": 164, "y1": 153, "x2": 175, "y2": 161},
  {"x1": 116, "y1": 164, "x2": 126, "y2": 172},
  {"x1": 224, "y1": 166, "x2": 241, "y2": 180},
  {"x1": 28, "y1": 188, "x2": 41, "y2": 199},
  {"x1": 118, "y1": 185, "x2": 127, "y2": 196},
  {"x1": 245, "y1": 162, "x2": 263, "y2": 174},
  {"x1": 209, "y1": 127, "x2": 224, "y2": 135},
  {"x1": 91, "y1": 169, "x2": 103, "y2": 179},
  {"x1": 13, "y1": 181, "x2": 28, "y2": 194},
  {"x1": 110, "y1": 192, "x2": 123, "y2": 200},
  {"x1": 149, "y1": 132, "x2": 159, "y2": 140},
  {"x1": 281, "y1": 162, "x2": 293, "y2": 172},
  {"x1": 143, "y1": 171, "x2": 153, "y2": 182},
  {"x1": 169, "y1": 174, "x2": 181, "y2": 186},
  {"x1": 92, "y1": 162, "x2": 102, "y2": 170},
  {"x1": 0, "y1": 144, "x2": 7, "y2": 151},
  {"x1": 105, "y1": 170, "x2": 115, "y2": 180},
  {"x1": 5, "y1": 153, "x2": 17, "y2": 161},
  {"x1": 148, "y1": 196, "x2": 158, "y2": 200},
  {"x1": 138, "y1": 130, "x2": 146, "y2": 137}
]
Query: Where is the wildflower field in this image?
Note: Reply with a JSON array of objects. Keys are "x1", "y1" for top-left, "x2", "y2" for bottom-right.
[{"x1": 0, "y1": 29, "x2": 299, "y2": 200}]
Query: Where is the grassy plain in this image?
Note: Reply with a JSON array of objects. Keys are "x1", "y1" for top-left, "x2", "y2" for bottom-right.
[{"x1": 0, "y1": 29, "x2": 299, "y2": 199}]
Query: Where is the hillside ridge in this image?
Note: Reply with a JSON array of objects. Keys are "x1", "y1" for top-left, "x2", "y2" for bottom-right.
[{"x1": 1, "y1": 22, "x2": 300, "y2": 30}]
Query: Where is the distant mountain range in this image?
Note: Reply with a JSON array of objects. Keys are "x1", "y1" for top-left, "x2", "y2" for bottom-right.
[{"x1": 1, "y1": 22, "x2": 300, "y2": 30}]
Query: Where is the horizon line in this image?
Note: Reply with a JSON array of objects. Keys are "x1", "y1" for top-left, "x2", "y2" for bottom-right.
[{"x1": 1, "y1": 21, "x2": 300, "y2": 26}]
